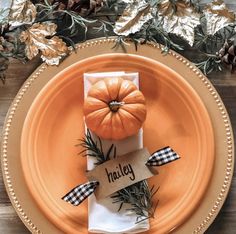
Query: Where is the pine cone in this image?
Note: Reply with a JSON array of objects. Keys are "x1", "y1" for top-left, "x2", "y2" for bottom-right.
[{"x1": 218, "y1": 40, "x2": 236, "y2": 72}]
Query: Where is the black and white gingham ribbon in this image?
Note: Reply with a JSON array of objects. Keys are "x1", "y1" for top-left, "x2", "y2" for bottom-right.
[
  {"x1": 146, "y1": 146, "x2": 180, "y2": 166},
  {"x1": 62, "y1": 181, "x2": 99, "y2": 206},
  {"x1": 63, "y1": 147, "x2": 179, "y2": 206}
]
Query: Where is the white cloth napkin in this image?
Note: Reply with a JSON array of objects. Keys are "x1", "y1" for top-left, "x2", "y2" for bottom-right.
[{"x1": 84, "y1": 72, "x2": 149, "y2": 233}]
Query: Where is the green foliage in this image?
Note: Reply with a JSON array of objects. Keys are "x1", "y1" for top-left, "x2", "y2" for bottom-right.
[
  {"x1": 111, "y1": 181, "x2": 158, "y2": 223},
  {"x1": 195, "y1": 55, "x2": 222, "y2": 75},
  {"x1": 78, "y1": 130, "x2": 116, "y2": 165}
]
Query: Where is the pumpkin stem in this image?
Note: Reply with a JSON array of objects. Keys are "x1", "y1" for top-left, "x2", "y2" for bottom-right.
[{"x1": 109, "y1": 101, "x2": 124, "y2": 112}]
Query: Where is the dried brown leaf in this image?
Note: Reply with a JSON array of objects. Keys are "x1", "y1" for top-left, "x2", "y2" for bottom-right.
[
  {"x1": 204, "y1": 0, "x2": 235, "y2": 35},
  {"x1": 114, "y1": 0, "x2": 152, "y2": 36},
  {"x1": 8, "y1": 0, "x2": 36, "y2": 27},
  {"x1": 158, "y1": 0, "x2": 201, "y2": 46},
  {"x1": 20, "y1": 22, "x2": 68, "y2": 65}
]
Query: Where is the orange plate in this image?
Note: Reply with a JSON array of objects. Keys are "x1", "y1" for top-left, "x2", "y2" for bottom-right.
[{"x1": 21, "y1": 54, "x2": 214, "y2": 234}]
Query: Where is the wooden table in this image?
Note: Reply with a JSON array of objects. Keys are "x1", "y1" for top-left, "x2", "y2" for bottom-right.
[{"x1": 1, "y1": 2, "x2": 236, "y2": 233}]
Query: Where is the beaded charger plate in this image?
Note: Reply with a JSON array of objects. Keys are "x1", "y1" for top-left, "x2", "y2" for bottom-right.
[
  {"x1": 1, "y1": 38, "x2": 234, "y2": 234},
  {"x1": 21, "y1": 53, "x2": 214, "y2": 234}
]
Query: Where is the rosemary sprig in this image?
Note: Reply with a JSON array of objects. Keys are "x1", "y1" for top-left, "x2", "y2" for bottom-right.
[
  {"x1": 78, "y1": 129, "x2": 157, "y2": 223},
  {"x1": 111, "y1": 181, "x2": 159, "y2": 223},
  {"x1": 78, "y1": 130, "x2": 116, "y2": 165}
]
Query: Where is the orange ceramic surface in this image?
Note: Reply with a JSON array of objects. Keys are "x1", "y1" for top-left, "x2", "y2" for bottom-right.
[{"x1": 21, "y1": 54, "x2": 214, "y2": 234}]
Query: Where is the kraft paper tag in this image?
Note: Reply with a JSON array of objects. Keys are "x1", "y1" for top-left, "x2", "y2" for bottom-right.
[{"x1": 86, "y1": 148, "x2": 157, "y2": 199}]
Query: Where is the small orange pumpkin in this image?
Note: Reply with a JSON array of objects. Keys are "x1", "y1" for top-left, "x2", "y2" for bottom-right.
[{"x1": 83, "y1": 77, "x2": 147, "y2": 140}]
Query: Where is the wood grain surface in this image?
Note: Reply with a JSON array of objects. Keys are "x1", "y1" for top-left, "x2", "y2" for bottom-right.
[{"x1": 1, "y1": 1, "x2": 236, "y2": 233}]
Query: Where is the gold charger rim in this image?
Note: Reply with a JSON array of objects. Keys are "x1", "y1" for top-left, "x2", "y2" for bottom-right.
[{"x1": 1, "y1": 37, "x2": 234, "y2": 234}]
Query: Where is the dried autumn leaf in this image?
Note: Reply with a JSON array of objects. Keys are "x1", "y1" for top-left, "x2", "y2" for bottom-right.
[
  {"x1": 20, "y1": 22, "x2": 68, "y2": 65},
  {"x1": 158, "y1": 0, "x2": 201, "y2": 46},
  {"x1": 8, "y1": 0, "x2": 36, "y2": 27},
  {"x1": 204, "y1": 0, "x2": 235, "y2": 35},
  {"x1": 114, "y1": 0, "x2": 152, "y2": 36}
]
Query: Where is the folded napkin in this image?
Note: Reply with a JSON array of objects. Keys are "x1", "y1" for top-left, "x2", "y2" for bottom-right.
[{"x1": 84, "y1": 72, "x2": 149, "y2": 233}]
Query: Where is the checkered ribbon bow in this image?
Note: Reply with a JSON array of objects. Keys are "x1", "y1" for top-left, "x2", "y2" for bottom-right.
[
  {"x1": 146, "y1": 146, "x2": 180, "y2": 166},
  {"x1": 62, "y1": 146, "x2": 179, "y2": 206},
  {"x1": 62, "y1": 181, "x2": 99, "y2": 206}
]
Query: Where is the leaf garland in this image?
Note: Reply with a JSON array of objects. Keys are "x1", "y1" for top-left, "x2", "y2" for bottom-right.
[{"x1": 1, "y1": 0, "x2": 236, "y2": 81}]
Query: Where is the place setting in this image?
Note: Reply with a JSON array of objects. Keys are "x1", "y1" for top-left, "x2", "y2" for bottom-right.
[{"x1": 1, "y1": 1, "x2": 235, "y2": 233}]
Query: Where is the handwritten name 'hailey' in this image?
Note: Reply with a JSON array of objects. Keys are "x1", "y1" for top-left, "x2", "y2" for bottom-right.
[{"x1": 105, "y1": 163, "x2": 135, "y2": 183}]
